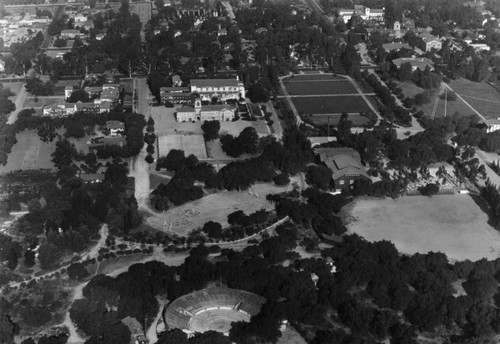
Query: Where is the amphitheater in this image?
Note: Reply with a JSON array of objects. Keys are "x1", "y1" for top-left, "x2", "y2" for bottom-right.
[{"x1": 162, "y1": 283, "x2": 266, "y2": 335}]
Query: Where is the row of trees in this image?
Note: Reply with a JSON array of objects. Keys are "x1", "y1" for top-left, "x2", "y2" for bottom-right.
[{"x1": 363, "y1": 71, "x2": 412, "y2": 126}]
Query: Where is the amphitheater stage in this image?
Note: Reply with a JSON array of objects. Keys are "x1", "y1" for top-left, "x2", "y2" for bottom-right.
[{"x1": 189, "y1": 308, "x2": 250, "y2": 333}]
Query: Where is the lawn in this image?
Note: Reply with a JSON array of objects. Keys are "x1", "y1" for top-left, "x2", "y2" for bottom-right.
[
  {"x1": 397, "y1": 81, "x2": 477, "y2": 119},
  {"x1": 292, "y1": 95, "x2": 372, "y2": 115},
  {"x1": 144, "y1": 182, "x2": 295, "y2": 236},
  {"x1": 283, "y1": 80, "x2": 357, "y2": 95},
  {"x1": 23, "y1": 96, "x2": 64, "y2": 109},
  {"x1": 347, "y1": 195, "x2": 500, "y2": 261},
  {"x1": 0, "y1": 130, "x2": 56, "y2": 174}
]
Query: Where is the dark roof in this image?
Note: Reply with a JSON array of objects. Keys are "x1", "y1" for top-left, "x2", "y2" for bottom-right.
[
  {"x1": 190, "y1": 78, "x2": 240, "y2": 88},
  {"x1": 106, "y1": 120, "x2": 125, "y2": 130},
  {"x1": 314, "y1": 147, "x2": 369, "y2": 181}
]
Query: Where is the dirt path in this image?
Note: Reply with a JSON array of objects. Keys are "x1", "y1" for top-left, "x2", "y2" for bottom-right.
[
  {"x1": 129, "y1": 153, "x2": 150, "y2": 209},
  {"x1": 145, "y1": 297, "x2": 167, "y2": 344},
  {"x1": 61, "y1": 282, "x2": 88, "y2": 344},
  {"x1": 7, "y1": 85, "x2": 27, "y2": 125}
]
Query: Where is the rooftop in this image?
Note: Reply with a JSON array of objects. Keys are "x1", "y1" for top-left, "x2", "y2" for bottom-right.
[
  {"x1": 190, "y1": 78, "x2": 241, "y2": 88},
  {"x1": 314, "y1": 147, "x2": 369, "y2": 181}
]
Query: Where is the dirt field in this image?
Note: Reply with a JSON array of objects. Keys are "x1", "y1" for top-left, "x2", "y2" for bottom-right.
[
  {"x1": 150, "y1": 106, "x2": 270, "y2": 137},
  {"x1": 348, "y1": 195, "x2": 500, "y2": 261},
  {"x1": 0, "y1": 130, "x2": 56, "y2": 174},
  {"x1": 144, "y1": 182, "x2": 295, "y2": 235},
  {"x1": 158, "y1": 134, "x2": 207, "y2": 159}
]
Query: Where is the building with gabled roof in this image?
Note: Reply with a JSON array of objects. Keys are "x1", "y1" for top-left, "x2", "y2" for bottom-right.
[
  {"x1": 392, "y1": 57, "x2": 434, "y2": 71},
  {"x1": 419, "y1": 32, "x2": 442, "y2": 51},
  {"x1": 314, "y1": 147, "x2": 369, "y2": 191}
]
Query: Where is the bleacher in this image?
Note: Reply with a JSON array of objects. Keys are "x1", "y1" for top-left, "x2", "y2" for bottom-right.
[{"x1": 163, "y1": 284, "x2": 266, "y2": 330}]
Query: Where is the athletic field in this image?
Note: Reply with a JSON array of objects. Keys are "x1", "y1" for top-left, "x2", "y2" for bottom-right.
[{"x1": 348, "y1": 195, "x2": 500, "y2": 261}]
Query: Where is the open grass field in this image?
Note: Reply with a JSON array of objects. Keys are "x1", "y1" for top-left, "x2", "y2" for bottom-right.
[
  {"x1": 0, "y1": 130, "x2": 55, "y2": 174},
  {"x1": 205, "y1": 139, "x2": 232, "y2": 160},
  {"x1": 449, "y1": 78, "x2": 500, "y2": 119},
  {"x1": 158, "y1": 134, "x2": 207, "y2": 159},
  {"x1": 292, "y1": 95, "x2": 373, "y2": 115},
  {"x1": 347, "y1": 195, "x2": 500, "y2": 261},
  {"x1": 398, "y1": 81, "x2": 477, "y2": 119},
  {"x1": 23, "y1": 96, "x2": 63, "y2": 109},
  {"x1": 283, "y1": 80, "x2": 357, "y2": 95},
  {"x1": 144, "y1": 182, "x2": 294, "y2": 235}
]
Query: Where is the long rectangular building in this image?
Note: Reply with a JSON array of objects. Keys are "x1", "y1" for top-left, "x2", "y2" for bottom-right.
[{"x1": 190, "y1": 78, "x2": 245, "y2": 102}]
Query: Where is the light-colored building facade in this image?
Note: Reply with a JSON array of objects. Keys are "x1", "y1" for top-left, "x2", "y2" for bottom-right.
[
  {"x1": 419, "y1": 33, "x2": 442, "y2": 51},
  {"x1": 338, "y1": 5, "x2": 384, "y2": 23},
  {"x1": 176, "y1": 98, "x2": 235, "y2": 122},
  {"x1": 190, "y1": 78, "x2": 245, "y2": 101}
]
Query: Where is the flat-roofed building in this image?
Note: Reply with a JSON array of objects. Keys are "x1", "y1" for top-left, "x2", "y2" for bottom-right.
[{"x1": 189, "y1": 78, "x2": 245, "y2": 101}]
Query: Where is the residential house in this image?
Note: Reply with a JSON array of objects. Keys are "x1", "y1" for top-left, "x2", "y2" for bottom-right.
[
  {"x1": 79, "y1": 173, "x2": 104, "y2": 183},
  {"x1": 106, "y1": 120, "x2": 125, "y2": 136},
  {"x1": 314, "y1": 147, "x2": 370, "y2": 191},
  {"x1": 486, "y1": 118, "x2": 500, "y2": 133},
  {"x1": 0, "y1": 60, "x2": 5, "y2": 73},
  {"x1": 172, "y1": 75, "x2": 182, "y2": 87},
  {"x1": 189, "y1": 78, "x2": 245, "y2": 101},
  {"x1": 392, "y1": 57, "x2": 435, "y2": 71},
  {"x1": 382, "y1": 42, "x2": 411, "y2": 52},
  {"x1": 60, "y1": 29, "x2": 82, "y2": 39},
  {"x1": 74, "y1": 13, "x2": 88, "y2": 24},
  {"x1": 176, "y1": 98, "x2": 235, "y2": 122}
]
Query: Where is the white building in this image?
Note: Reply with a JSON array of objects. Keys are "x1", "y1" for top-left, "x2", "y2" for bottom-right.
[
  {"x1": 338, "y1": 5, "x2": 384, "y2": 23},
  {"x1": 190, "y1": 78, "x2": 245, "y2": 102},
  {"x1": 176, "y1": 98, "x2": 235, "y2": 122},
  {"x1": 486, "y1": 118, "x2": 500, "y2": 133}
]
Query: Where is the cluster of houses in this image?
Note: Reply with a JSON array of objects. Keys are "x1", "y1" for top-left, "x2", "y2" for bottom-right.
[
  {"x1": 0, "y1": 13, "x2": 50, "y2": 49},
  {"x1": 160, "y1": 78, "x2": 245, "y2": 122},
  {"x1": 43, "y1": 83, "x2": 121, "y2": 117}
]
